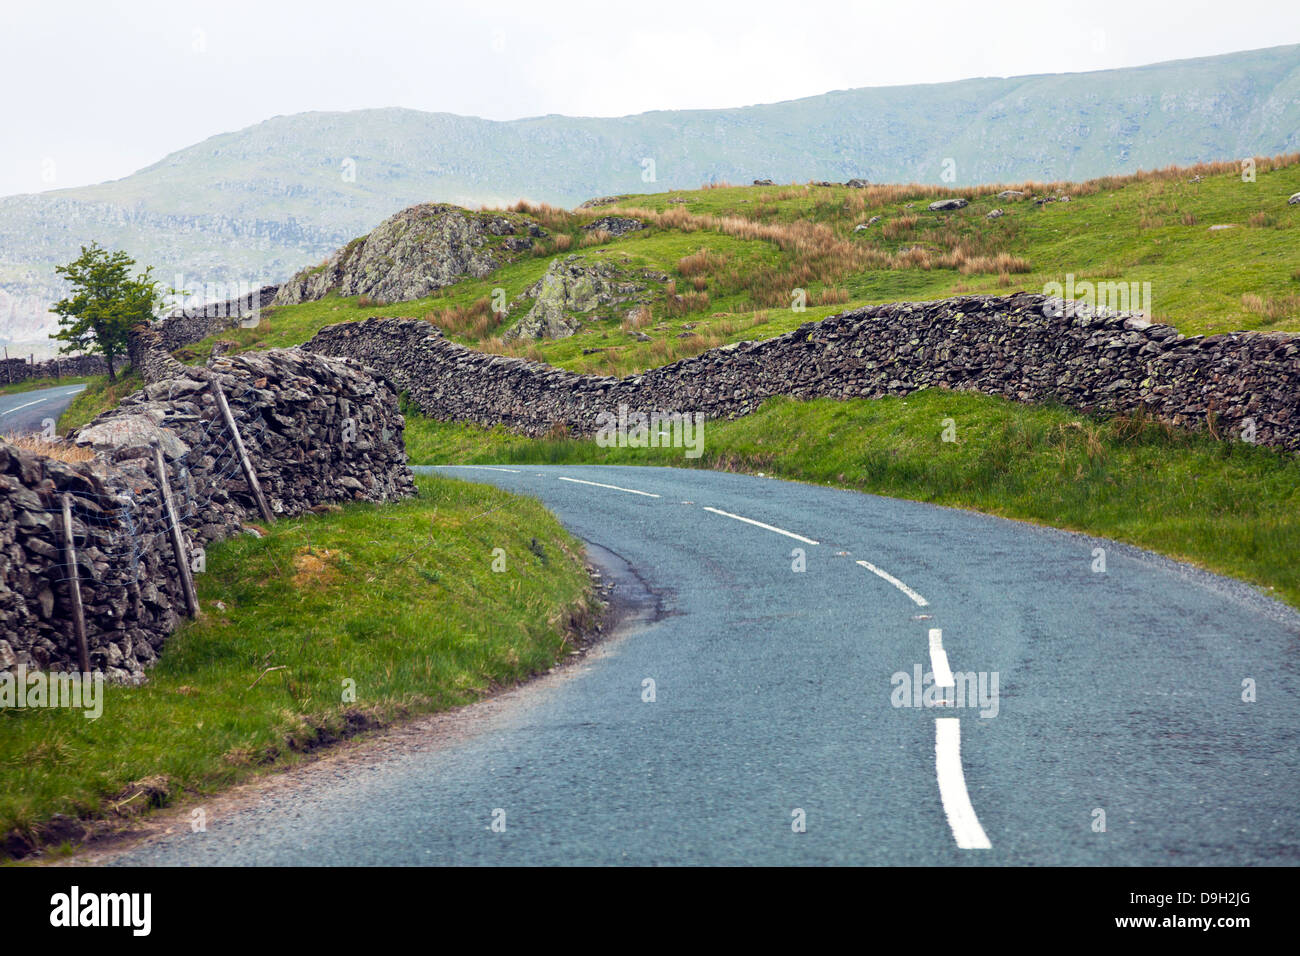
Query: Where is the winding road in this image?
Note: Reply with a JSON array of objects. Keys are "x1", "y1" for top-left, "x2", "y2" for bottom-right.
[
  {"x1": 108, "y1": 465, "x2": 1299, "y2": 866},
  {"x1": 0, "y1": 383, "x2": 86, "y2": 435}
]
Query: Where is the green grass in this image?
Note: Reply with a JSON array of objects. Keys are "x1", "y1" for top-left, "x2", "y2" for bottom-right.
[
  {"x1": 55, "y1": 372, "x2": 143, "y2": 435},
  {"x1": 179, "y1": 230, "x2": 807, "y2": 376},
  {"x1": 175, "y1": 156, "x2": 1300, "y2": 378},
  {"x1": 403, "y1": 391, "x2": 1300, "y2": 609},
  {"x1": 618, "y1": 163, "x2": 1300, "y2": 336},
  {"x1": 0, "y1": 474, "x2": 593, "y2": 857}
]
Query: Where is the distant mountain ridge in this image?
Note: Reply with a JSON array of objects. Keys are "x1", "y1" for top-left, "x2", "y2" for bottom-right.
[{"x1": 3, "y1": 42, "x2": 1299, "y2": 354}]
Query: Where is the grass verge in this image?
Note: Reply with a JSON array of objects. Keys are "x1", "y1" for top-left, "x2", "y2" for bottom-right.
[
  {"x1": 56, "y1": 371, "x2": 143, "y2": 434},
  {"x1": 0, "y1": 473, "x2": 594, "y2": 860},
  {"x1": 404, "y1": 390, "x2": 1300, "y2": 608}
]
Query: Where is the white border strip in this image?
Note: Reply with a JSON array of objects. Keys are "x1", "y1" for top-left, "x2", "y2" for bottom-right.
[
  {"x1": 855, "y1": 560, "x2": 929, "y2": 607},
  {"x1": 928, "y1": 628, "x2": 954, "y2": 688},
  {"x1": 701, "y1": 506, "x2": 819, "y2": 545},
  {"x1": 557, "y1": 476, "x2": 661, "y2": 498},
  {"x1": 935, "y1": 718, "x2": 992, "y2": 849}
]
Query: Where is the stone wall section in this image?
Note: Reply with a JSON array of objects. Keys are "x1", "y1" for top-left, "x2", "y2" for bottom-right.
[
  {"x1": 304, "y1": 294, "x2": 1300, "y2": 451},
  {"x1": 1, "y1": 347, "x2": 415, "y2": 679}
]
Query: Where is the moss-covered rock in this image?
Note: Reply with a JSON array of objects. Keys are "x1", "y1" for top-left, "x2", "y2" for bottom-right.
[
  {"x1": 505, "y1": 255, "x2": 648, "y2": 341},
  {"x1": 273, "y1": 204, "x2": 539, "y2": 306}
]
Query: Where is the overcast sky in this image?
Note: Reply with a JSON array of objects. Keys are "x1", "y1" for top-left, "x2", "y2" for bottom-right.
[{"x1": 2, "y1": 0, "x2": 1298, "y2": 198}]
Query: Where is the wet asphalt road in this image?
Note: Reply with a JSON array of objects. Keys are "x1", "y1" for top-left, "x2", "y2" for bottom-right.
[
  {"x1": 109, "y1": 465, "x2": 1300, "y2": 866},
  {"x1": 0, "y1": 383, "x2": 86, "y2": 435}
]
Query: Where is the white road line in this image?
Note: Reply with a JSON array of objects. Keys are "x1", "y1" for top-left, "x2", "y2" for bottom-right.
[
  {"x1": 443, "y1": 465, "x2": 522, "y2": 474},
  {"x1": 700, "y1": 506, "x2": 819, "y2": 545},
  {"x1": 0, "y1": 385, "x2": 86, "y2": 418},
  {"x1": 557, "y1": 476, "x2": 661, "y2": 498},
  {"x1": 929, "y1": 628, "x2": 954, "y2": 688},
  {"x1": 0, "y1": 398, "x2": 46, "y2": 416},
  {"x1": 934, "y1": 718, "x2": 992, "y2": 849},
  {"x1": 855, "y1": 559, "x2": 929, "y2": 607}
]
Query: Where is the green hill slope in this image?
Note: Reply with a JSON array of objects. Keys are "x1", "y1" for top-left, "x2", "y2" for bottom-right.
[{"x1": 185, "y1": 153, "x2": 1300, "y2": 380}]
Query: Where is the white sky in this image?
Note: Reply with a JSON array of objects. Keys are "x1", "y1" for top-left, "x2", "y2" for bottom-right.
[{"x1": 1, "y1": 0, "x2": 1298, "y2": 197}]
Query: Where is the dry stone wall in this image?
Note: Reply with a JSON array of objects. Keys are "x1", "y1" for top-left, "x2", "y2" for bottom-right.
[
  {"x1": 127, "y1": 325, "x2": 193, "y2": 385},
  {"x1": 0, "y1": 354, "x2": 126, "y2": 385},
  {"x1": 1, "y1": 347, "x2": 415, "y2": 680},
  {"x1": 155, "y1": 284, "x2": 279, "y2": 352},
  {"x1": 304, "y1": 293, "x2": 1300, "y2": 451}
]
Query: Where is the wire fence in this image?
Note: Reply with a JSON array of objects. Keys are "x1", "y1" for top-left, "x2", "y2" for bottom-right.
[{"x1": 30, "y1": 378, "x2": 275, "y2": 647}]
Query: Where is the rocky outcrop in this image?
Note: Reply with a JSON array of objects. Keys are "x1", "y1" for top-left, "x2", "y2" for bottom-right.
[
  {"x1": 929, "y1": 198, "x2": 969, "y2": 211},
  {"x1": 504, "y1": 255, "x2": 651, "y2": 341},
  {"x1": 576, "y1": 195, "x2": 630, "y2": 209},
  {"x1": 582, "y1": 216, "x2": 644, "y2": 237},
  {"x1": 0, "y1": 349, "x2": 415, "y2": 679},
  {"x1": 305, "y1": 293, "x2": 1300, "y2": 452},
  {"x1": 272, "y1": 204, "x2": 541, "y2": 306}
]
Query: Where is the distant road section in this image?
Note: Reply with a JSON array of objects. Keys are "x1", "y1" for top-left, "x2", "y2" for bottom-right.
[{"x1": 0, "y1": 384, "x2": 86, "y2": 435}]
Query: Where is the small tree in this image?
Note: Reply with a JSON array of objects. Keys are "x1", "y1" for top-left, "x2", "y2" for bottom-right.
[{"x1": 52, "y1": 243, "x2": 165, "y2": 382}]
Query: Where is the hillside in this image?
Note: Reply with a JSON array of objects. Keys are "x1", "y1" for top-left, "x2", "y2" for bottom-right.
[
  {"x1": 4, "y1": 42, "x2": 1300, "y2": 354},
  {"x1": 172, "y1": 153, "x2": 1300, "y2": 383}
]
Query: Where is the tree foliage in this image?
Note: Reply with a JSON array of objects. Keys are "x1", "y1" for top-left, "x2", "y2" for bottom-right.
[{"x1": 52, "y1": 243, "x2": 163, "y2": 382}]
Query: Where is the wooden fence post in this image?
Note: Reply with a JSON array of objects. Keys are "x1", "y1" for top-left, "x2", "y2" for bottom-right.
[
  {"x1": 152, "y1": 446, "x2": 200, "y2": 618},
  {"x1": 210, "y1": 379, "x2": 274, "y2": 523},
  {"x1": 60, "y1": 494, "x2": 90, "y2": 672}
]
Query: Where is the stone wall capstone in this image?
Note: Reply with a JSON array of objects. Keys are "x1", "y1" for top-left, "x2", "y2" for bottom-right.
[{"x1": 303, "y1": 293, "x2": 1300, "y2": 451}]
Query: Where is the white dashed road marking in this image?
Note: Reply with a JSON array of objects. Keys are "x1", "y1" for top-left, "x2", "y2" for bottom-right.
[
  {"x1": 701, "y1": 506, "x2": 819, "y2": 545},
  {"x1": 557, "y1": 476, "x2": 661, "y2": 498},
  {"x1": 928, "y1": 628, "x2": 954, "y2": 688},
  {"x1": 444, "y1": 463, "x2": 992, "y2": 853},
  {"x1": 0, "y1": 385, "x2": 86, "y2": 418},
  {"x1": 935, "y1": 718, "x2": 992, "y2": 849},
  {"x1": 855, "y1": 559, "x2": 929, "y2": 607},
  {"x1": 0, "y1": 399, "x2": 45, "y2": 416}
]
